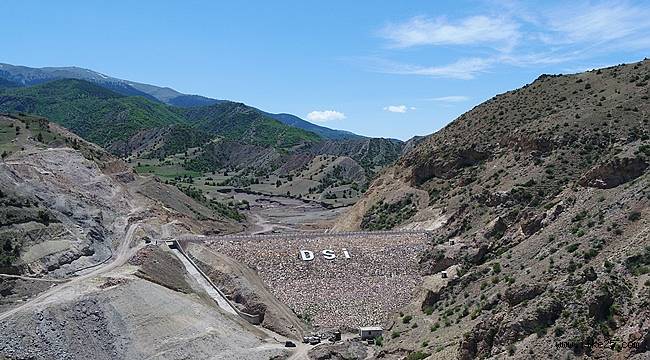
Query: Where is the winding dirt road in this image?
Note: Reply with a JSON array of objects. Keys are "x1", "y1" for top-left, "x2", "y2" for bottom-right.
[{"x1": 0, "y1": 220, "x2": 143, "y2": 322}]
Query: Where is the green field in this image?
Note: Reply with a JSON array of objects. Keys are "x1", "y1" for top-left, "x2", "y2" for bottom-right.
[{"x1": 134, "y1": 162, "x2": 202, "y2": 179}]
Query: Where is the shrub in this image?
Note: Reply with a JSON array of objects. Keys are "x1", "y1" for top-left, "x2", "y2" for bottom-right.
[
  {"x1": 625, "y1": 247, "x2": 650, "y2": 275},
  {"x1": 402, "y1": 315, "x2": 413, "y2": 324},
  {"x1": 566, "y1": 243, "x2": 579, "y2": 253},
  {"x1": 628, "y1": 211, "x2": 641, "y2": 221},
  {"x1": 406, "y1": 351, "x2": 431, "y2": 360},
  {"x1": 375, "y1": 336, "x2": 383, "y2": 346},
  {"x1": 492, "y1": 262, "x2": 502, "y2": 274}
]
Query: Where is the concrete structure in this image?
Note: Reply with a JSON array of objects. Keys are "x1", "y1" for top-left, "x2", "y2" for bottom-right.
[
  {"x1": 359, "y1": 326, "x2": 383, "y2": 340},
  {"x1": 166, "y1": 240, "x2": 261, "y2": 325}
]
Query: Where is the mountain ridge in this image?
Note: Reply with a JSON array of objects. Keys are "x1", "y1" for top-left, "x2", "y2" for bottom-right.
[
  {"x1": 333, "y1": 59, "x2": 650, "y2": 359},
  {"x1": 0, "y1": 62, "x2": 361, "y2": 140}
]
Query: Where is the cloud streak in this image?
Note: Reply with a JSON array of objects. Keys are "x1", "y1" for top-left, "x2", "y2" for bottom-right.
[
  {"x1": 380, "y1": 15, "x2": 520, "y2": 51},
  {"x1": 428, "y1": 96, "x2": 469, "y2": 102},
  {"x1": 374, "y1": 57, "x2": 492, "y2": 80},
  {"x1": 369, "y1": 2, "x2": 650, "y2": 80}
]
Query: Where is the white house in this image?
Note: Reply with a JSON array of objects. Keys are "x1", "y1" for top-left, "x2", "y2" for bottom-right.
[{"x1": 359, "y1": 326, "x2": 383, "y2": 340}]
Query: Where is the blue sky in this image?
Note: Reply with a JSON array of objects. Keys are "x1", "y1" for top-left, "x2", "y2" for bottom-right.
[{"x1": 2, "y1": 1, "x2": 650, "y2": 140}]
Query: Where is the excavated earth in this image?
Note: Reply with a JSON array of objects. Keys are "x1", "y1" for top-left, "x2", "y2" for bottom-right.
[{"x1": 0, "y1": 114, "x2": 291, "y2": 360}]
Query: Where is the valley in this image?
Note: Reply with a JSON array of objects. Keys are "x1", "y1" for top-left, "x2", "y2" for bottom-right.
[{"x1": 0, "y1": 59, "x2": 648, "y2": 360}]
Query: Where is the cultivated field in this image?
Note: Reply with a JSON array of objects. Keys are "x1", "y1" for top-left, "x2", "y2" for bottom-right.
[{"x1": 195, "y1": 232, "x2": 430, "y2": 330}]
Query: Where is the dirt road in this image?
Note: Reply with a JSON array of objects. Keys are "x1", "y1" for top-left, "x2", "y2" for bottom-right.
[
  {"x1": 0, "y1": 274, "x2": 69, "y2": 283},
  {"x1": 0, "y1": 219, "x2": 143, "y2": 322}
]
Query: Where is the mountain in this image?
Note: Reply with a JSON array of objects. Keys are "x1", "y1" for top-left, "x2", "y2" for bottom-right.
[
  {"x1": 0, "y1": 77, "x2": 403, "y2": 204},
  {"x1": 179, "y1": 101, "x2": 322, "y2": 148},
  {"x1": 167, "y1": 94, "x2": 222, "y2": 108},
  {"x1": 334, "y1": 60, "x2": 650, "y2": 359},
  {"x1": 262, "y1": 112, "x2": 361, "y2": 140},
  {"x1": 0, "y1": 63, "x2": 186, "y2": 103},
  {"x1": 0, "y1": 78, "x2": 20, "y2": 89},
  {"x1": 0, "y1": 79, "x2": 186, "y2": 147},
  {"x1": 0, "y1": 63, "x2": 360, "y2": 139}
]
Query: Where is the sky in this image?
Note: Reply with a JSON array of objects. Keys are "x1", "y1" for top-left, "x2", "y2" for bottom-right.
[{"x1": 2, "y1": 1, "x2": 650, "y2": 140}]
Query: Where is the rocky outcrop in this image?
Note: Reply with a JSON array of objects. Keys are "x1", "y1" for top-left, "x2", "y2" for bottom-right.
[
  {"x1": 504, "y1": 283, "x2": 546, "y2": 306},
  {"x1": 308, "y1": 341, "x2": 368, "y2": 360},
  {"x1": 579, "y1": 157, "x2": 648, "y2": 189},
  {"x1": 459, "y1": 314, "x2": 501, "y2": 360},
  {"x1": 520, "y1": 211, "x2": 547, "y2": 236},
  {"x1": 408, "y1": 148, "x2": 490, "y2": 185},
  {"x1": 483, "y1": 216, "x2": 507, "y2": 239}
]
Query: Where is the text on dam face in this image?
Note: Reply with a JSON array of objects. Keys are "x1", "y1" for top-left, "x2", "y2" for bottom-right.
[{"x1": 299, "y1": 248, "x2": 351, "y2": 261}]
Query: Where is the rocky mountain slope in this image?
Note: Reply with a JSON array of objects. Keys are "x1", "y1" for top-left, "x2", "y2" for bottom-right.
[
  {"x1": 334, "y1": 60, "x2": 650, "y2": 359},
  {"x1": 0, "y1": 112, "x2": 242, "y2": 299}
]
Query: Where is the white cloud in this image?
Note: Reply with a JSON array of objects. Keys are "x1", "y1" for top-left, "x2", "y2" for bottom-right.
[
  {"x1": 428, "y1": 95, "x2": 469, "y2": 103},
  {"x1": 306, "y1": 110, "x2": 346, "y2": 123},
  {"x1": 383, "y1": 105, "x2": 408, "y2": 113},
  {"x1": 381, "y1": 15, "x2": 520, "y2": 50},
  {"x1": 546, "y1": 3, "x2": 650, "y2": 44}
]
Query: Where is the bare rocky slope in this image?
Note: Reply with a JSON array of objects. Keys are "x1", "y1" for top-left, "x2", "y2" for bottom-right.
[
  {"x1": 334, "y1": 60, "x2": 650, "y2": 359},
  {"x1": 0, "y1": 113, "x2": 293, "y2": 359}
]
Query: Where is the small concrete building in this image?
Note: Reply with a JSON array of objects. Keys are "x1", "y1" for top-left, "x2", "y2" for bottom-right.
[{"x1": 359, "y1": 326, "x2": 383, "y2": 340}]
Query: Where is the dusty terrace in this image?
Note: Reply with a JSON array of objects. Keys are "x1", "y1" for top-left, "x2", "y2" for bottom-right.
[{"x1": 182, "y1": 231, "x2": 431, "y2": 330}]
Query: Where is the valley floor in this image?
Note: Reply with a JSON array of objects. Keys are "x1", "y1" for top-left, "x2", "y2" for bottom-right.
[{"x1": 232, "y1": 192, "x2": 348, "y2": 234}]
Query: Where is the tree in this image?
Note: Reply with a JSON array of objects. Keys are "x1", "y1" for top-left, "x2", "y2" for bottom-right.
[
  {"x1": 276, "y1": 179, "x2": 282, "y2": 187},
  {"x1": 1, "y1": 151, "x2": 7, "y2": 159},
  {"x1": 36, "y1": 132, "x2": 44, "y2": 142}
]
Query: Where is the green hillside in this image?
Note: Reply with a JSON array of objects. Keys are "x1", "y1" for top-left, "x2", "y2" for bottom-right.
[
  {"x1": 179, "y1": 102, "x2": 321, "y2": 148},
  {"x1": 0, "y1": 79, "x2": 320, "y2": 151},
  {"x1": 0, "y1": 79, "x2": 185, "y2": 146}
]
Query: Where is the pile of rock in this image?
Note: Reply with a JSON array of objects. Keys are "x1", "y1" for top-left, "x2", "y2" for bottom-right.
[{"x1": 205, "y1": 232, "x2": 428, "y2": 329}]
